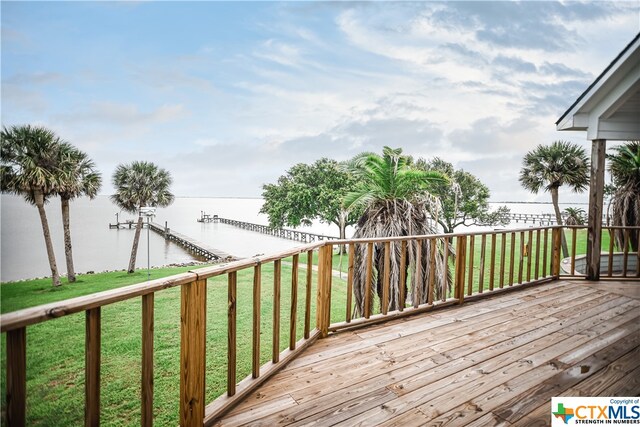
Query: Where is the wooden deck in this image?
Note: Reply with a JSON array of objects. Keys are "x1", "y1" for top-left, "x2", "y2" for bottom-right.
[{"x1": 216, "y1": 280, "x2": 640, "y2": 426}]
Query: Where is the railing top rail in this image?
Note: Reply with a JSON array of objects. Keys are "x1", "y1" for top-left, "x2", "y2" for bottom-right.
[
  {"x1": 326, "y1": 225, "x2": 563, "y2": 245},
  {"x1": 0, "y1": 241, "x2": 322, "y2": 333}
]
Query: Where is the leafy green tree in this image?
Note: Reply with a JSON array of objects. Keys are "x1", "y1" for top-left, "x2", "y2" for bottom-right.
[
  {"x1": 607, "y1": 141, "x2": 640, "y2": 250},
  {"x1": 519, "y1": 141, "x2": 589, "y2": 258},
  {"x1": 260, "y1": 158, "x2": 361, "y2": 242},
  {"x1": 344, "y1": 147, "x2": 448, "y2": 315},
  {"x1": 1, "y1": 125, "x2": 64, "y2": 286},
  {"x1": 415, "y1": 157, "x2": 509, "y2": 233},
  {"x1": 57, "y1": 146, "x2": 102, "y2": 282},
  {"x1": 111, "y1": 161, "x2": 174, "y2": 273}
]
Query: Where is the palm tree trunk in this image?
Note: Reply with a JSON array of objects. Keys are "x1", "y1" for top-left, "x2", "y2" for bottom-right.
[
  {"x1": 34, "y1": 190, "x2": 61, "y2": 287},
  {"x1": 61, "y1": 196, "x2": 76, "y2": 282},
  {"x1": 338, "y1": 211, "x2": 347, "y2": 255},
  {"x1": 128, "y1": 215, "x2": 143, "y2": 274},
  {"x1": 551, "y1": 187, "x2": 569, "y2": 258}
]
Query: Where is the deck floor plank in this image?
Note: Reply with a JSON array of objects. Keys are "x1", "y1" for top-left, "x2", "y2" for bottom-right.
[{"x1": 217, "y1": 280, "x2": 640, "y2": 426}]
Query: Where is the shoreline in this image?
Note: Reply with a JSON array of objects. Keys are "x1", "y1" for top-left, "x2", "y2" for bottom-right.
[{"x1": 0, "y1": 260, "x2": 214, "y2": 285}]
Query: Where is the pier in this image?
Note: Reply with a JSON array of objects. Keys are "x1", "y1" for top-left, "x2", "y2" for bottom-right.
[
  {"x1": 505, "y1": 212, "x2": 608, "y2": 226},
  {"x1": 198, "y1": 212, "x2": 338, "y2": 243},
  {"x1": 109, "y1": 220, "x2": 237, "y2": 262}
]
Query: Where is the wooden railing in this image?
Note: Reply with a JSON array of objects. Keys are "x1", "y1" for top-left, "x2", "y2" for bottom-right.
[
  {"x1": 0, "y1": 243, "x2": 323, "y2": 427},
  {"x1": 558, "y1": 225, "x2": 640, "y2": 279},
  {"x1": 322, "y1": 226, "x2": 562, "y2": 333},
  {"x1": 2, "y1": 225, "x2": 638, "y2": 426}
]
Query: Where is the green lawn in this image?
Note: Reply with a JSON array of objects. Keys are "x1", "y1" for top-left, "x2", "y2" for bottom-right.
[{"x1": 1, "y1": 261, "x2": 348, "y2": 426}]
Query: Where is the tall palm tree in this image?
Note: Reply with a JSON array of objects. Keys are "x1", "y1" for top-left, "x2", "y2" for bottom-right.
[
  {"x1": 519, "y1": 141, "x2": 589, "y2": 258},
  {"x1": 1, "y1": 125, "x2": 63, "y2": 286},
  {"x1": 111, "y1": 161, "x2": 174, "y2": 273},
  {"x1": 607, "y1": 141, "x2": 640, "y2": 251},
  {"x1": 57, "y1": 145, "x2": 102, "y2": 282},
  {"x1": 344, "y1": 147, "x2": 448, "y2": 316}
]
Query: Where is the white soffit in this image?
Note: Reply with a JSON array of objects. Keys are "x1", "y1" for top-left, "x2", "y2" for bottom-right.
[{"x1": 557, "y1": 33, "x2": 640, "y2": 141}]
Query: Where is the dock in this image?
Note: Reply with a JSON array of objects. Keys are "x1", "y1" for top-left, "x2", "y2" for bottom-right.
[
  {"x1": 505, "y1": 212, "x2": 609, "y2": 226},
  {"x1": 109, "y1": 220, "x2": 237, "y2": 262},
  {"x1": 198, "y1": 212, "x2": 338, "y2": 243}
]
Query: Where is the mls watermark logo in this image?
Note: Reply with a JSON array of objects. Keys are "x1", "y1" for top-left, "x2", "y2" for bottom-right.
[{"x1": 551, "y1": 397, "x2": 640, "y2": 426}]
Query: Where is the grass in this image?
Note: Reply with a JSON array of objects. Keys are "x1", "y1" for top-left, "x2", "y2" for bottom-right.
[{"x1": 0, "y1": 261, "x2": 348, "y2": 426}]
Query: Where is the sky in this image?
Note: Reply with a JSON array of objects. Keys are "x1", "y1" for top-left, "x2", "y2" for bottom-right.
[{"x1": 2, "y1": 1, "x2": 639, "y2": 202}]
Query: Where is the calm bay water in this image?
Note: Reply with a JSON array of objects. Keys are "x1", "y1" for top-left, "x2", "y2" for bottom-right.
[{"x1": 0, "y1": 194, "x2": 584, "y2": 282}]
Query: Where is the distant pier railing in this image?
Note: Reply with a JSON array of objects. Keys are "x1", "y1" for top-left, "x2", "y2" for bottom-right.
[
  {"x1": 110, "y1": 220, "x2": 237, "y2": 262},
  {"x1": 198, "y1": 212, "x2": 338, "y2": 243},
  {"x1": 506, "y1": 212, "x2": 608, "y2": 226}
]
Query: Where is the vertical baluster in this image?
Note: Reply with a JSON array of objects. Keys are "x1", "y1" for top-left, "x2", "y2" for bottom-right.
[
  {"x1": 272, "y1": 260, "x2": 281, "y2": 362},
  {"x1": 316, "y1": 245, "x2": 333, "y2": 336},
  {"x1": 228, "y1": 272, "x2": 237, "y2": 396},
  {"x1": 499, "y1": 233, "x2": 506, "y2": 288},
  {"x1": 622, "y1": 229, "x2": 630, "y2": 277},
  {"x1": 346, "y1": 245, "x2": 354, "y2": 322},
  {"x1": 442, "y1": 237, "x2": 448, "y2": 302},
  {"x1": 551, "y1": 228, "x2": 562, "y2": 277},
  {"x1": 534, "y1": 230, "x2": 541, "y2": 280},
  {"x1": 518, "y1": 232, "x2": 525, "y2": 284},
  {"x1": 526, "y1": 230, "x2": 533, "y2": 282},
  {"x1": 467, "y1": 234, "x2": 475, "y2": 295},
  {"x1": 180, "y1": 279, "x2": 206, "y2": 426},
  {"x1": 542, "y1": 228, "x2": 549, "y2": 277},
  {"x1": 382, "y1": 242, "x2": 391, "y2": 315},
  {"x1": 489, "y1": 233, "x2": 496, "y2": 291},
  {"x1": 454, "y1": 236, "x2": 467, "y2": 304},
  {"x1": 304, "y1": 251, "x2": 312, "y2": 339},
  {"x1": 142, "y1": 294, "x2": 154, "y2": 427},
  {"x1": 428, "y1": 239, "x2": 436, "y2": 305},
  {"x1": 478, "y1": 234, "x2": 486, "y2": 294},
  {"x1": 509, "y1": 232, "x2": 516, "y2": 285},
  {"x1": 571, "y1": 228, "x2": 577, "y2": 275},
  {"x1": 252, "y1": 265, "x2": 261, "y2": 378},
  {"x1": 365, "y1": 242, "x2": 374, "y2": 318},
  {"x1": 289, "y1": 255, "x2": 299, "y2": 350},
  {"x1": 399, "y1": 240, "x2": 407, "y2": 311},
  {"x1": 7, "y1": 327, "x2": 26, "y2": 427},
  {"x1": 608, "y1": 229, "x2": 615, "y2": 277},
  {"x1": 414, "y1": 239, "x2": 422, "y2": 307},
  {"x1": 86, "y1": 308, "x2": 101, "y2": 427}
]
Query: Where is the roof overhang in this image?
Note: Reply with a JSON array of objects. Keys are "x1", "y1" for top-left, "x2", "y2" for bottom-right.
[{"x1": 556, "y1": 33, "x2": 640, "y2": 141}]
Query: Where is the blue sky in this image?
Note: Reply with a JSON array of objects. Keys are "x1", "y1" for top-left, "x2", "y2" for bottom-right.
[{"x1": 2, "y1": 1, "x2": 639, "y2": 202}]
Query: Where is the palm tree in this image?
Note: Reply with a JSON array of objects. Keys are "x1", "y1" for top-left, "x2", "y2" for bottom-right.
[
  {"x1": 1, "y1": 125, "x2": 63, "y2": 286},
  {"x1": 111, "y1": 161, "x2": 174, "y2": 273},
  {"x1": 57, "y1": 145, "x2": 102, "y2": 282},
  {"x1": 344, "y1": 147, "x2": 448, "y2": 316},
  {"x1": 563, "y1": 207, "x2": 586, "y2": 226},
  {"x1": 519, "y1": 141, "x2": 589, "y2": 258},
  {"x1": 607, "y1": 141, "x2": 640, "y2": 251}
]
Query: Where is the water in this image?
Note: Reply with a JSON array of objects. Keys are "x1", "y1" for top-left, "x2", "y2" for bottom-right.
[
  {"x1": 0, "y1": 195, "x2": 338, "y2": 282},
  {"x1": 0, "y1": 195, "x2": 585, "y2": 282}
]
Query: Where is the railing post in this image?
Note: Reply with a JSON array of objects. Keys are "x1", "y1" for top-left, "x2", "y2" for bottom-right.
[
  {"x1": 180, "y1": 278, "x2": 206, "y2": 427},
  {"x1": 85, "y1": 308, "x2": 101, "y2": 427},
  {"x1": 141, "y1": 294, "x2": 154, "y2": 427},
  {"x1": 316, "y1": 245, "x2": 332, "y2": 337},
  {"x1": 7, "y1": 327, "x2": 26, "y2": 427},
  {"x1": 454, "y1": 236, "x2": 467, "y2": 305},
  {"x1": 551, "y1": 227, "x2": 562, "y2": 277}
]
